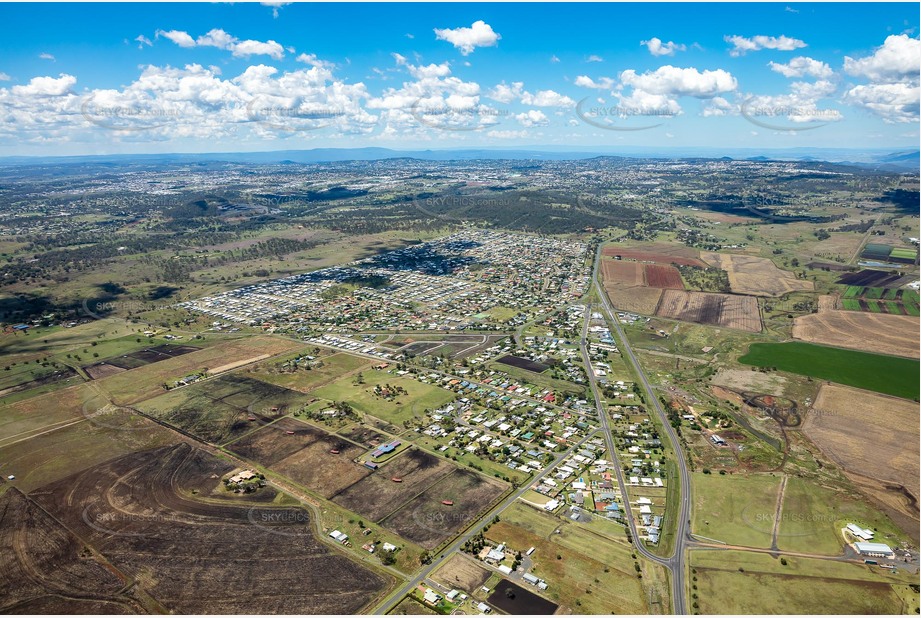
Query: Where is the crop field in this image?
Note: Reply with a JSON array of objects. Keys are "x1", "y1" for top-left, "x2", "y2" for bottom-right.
[
  {"x1": 245, "y1": 351, "x2": 370, "y2": 392},
  {"x1": 311, "y1": 370, "x2": 456, "y2": 427},
  {"x1": 805, "y1": 383, "x2": 919, "y2": 526},
  {"x1": 136, "y1": 375, "x2": 313, "y2": 445},
  {"x1": 644, "y1": 264, "x2": 684, "y2": 289},
  {"x1": 98, "y1": 336, "x2": 304, "y2": 405},
  {"x1": 604, "y1": 286, "x2": 663, "y2": 315},
  {"x1": 380, "y1": 469, "x2": 506, "y2": 549},
  {"x1": 837, "y1": 269, "x2": 912, "y2": 287},
  {"x1": 331, "y1": 448, "x2": 455, "y2": 522},
  {"x1": 432, "y1": 554, "x2": 491, "y2": 592},
  {"x1": 602, "y1": 244, "x2": 706, "y2": 267},
  {"x1": 656, "y1": 290, "x2": 762, "y2": 332},
  {"x1": 0, "y1": 488, "x2": 138, "y2": 614},
  {"x1": 861, "y1": 242, "x2": 894, "y2": 261},
  {"x1": 739, "y1": 341, "x2": 919, "y2": 400},
  {"x1": 792, "y1": 311, "x2": 919, "y2": 359},
  {"x1": 837, "y1": 287, "x2": 918, "y2": 315},
  {"x1": 690, "y1": 550, "x2": 913, "y2": 614},
  {"x1": 601, "y1": 259, "x2": 645, "y2": 286},
  {"x1": 701, "y1": 252, "x2": 813, "y2": 297},
  {"x1": 29, "y1": 443, "x2": 391, "y2": 614},
  {"x1": 227, "y1": 418, "x2": 372, "y2": 498}
]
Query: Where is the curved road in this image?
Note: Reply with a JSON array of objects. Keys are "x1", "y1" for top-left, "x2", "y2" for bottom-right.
[{"x1": 588, "y1": 245, "x2": 692, "y2": 615}]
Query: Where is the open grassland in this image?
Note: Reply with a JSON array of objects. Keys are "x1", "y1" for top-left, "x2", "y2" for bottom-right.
[
  {"x1": 246, "y1": 352, "x2": 371, "y2": 392},
  {"x1": 28, "y1": 443, "x2": 392, "y2": 614},
  {"x1": 311, "y1": 370, "x2": 456, "y2": 427},
  {"x1": 604, "y1": 286, "x2": 663, "y2": 315},
  {"x1": 602, "y1": 244, "x2": 706, "y2": 267},
  {"x1": 739, "y1": 342, "x2": 919, "y2": 400},
  {"x1": 690, "y1": 550, "x2": 916, "y2": 614},
  {"x1": 483, "y1": 512, "x2": 656, "y2": 614},
  {"x1": 98, "y1": 336, "x2": 304, "y2": 405},
  {"x1": 656, "y1": 290, "x2": 762, "y2": 332},
  {"x1": 135, "y1": 374, "x2": 313, "y2": 445},
  {"x1": 701, "y1": 252, "x2": 814, "y2": 297},
  {"x1": 690, "y1": 472, "x2": 783, "y2": 548},
  {"x1": 777, "y1": 476, "x2": 910, "y2": 556},
  {"x1": 792, "y1": 311, "x2": 919, "y2": 359}
]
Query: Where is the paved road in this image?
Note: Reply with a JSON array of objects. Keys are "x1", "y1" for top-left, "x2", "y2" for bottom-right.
[{"x1": 590, "y1": 245, "x2": 692, "y2": 615}]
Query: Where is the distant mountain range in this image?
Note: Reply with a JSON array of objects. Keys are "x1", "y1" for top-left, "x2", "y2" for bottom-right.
[{"x1": 1, "y1": 146, "x2": 917, "y2": 171}]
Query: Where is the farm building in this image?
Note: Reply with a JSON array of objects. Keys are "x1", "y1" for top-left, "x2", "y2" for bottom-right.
[
  {"x1": 477, "y1": 602, "x2": 492, "y2": 613},
  {"x1": 371, "y1": 440, "x2": 401, "y2": 458},
  {"x1": 854, "y1": 542, "x2": 893, "y2": 557},
  {"x1": 328, "y1": 530, "x2": 348, "y2": 543},
  {"x1": 846, "y1": 523, "x2": 875, "y2": 541},
  {"x1": 498, "y1": 565, "x2": 513, "y2": 575}
]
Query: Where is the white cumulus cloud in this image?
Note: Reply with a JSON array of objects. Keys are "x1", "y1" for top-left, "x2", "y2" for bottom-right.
[
  {"x1": 724, "y1": 34, "x2": 807, "y2": 56},
  {"x1": 641, "y1": 37, "x2": 686, "y2": 57},
  {"x1": 769, "y1": 56, "x2": 833, "y2": 79},
  {"x1": 434, "y1": 20, "x2": 500, "y2": 55}
]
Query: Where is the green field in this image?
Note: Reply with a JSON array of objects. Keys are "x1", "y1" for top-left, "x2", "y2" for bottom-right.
[
  {"x1": 248, "y1": 352, "x2": 371, "y2": 391},
  {"x1": 777, "y1": 477, "x2": 907, "y2": 555},
  {"x1": 691, "y1": 472, "x2": 783, "y2": 548},
  {"x1": 905, "y1": 302, "x2": 920, "y2": 317},
  {"x1": 690, "y1": 550, "x2": 915, "y2": 614},
  {"x1": 739, "y1": 342, "x2": 920, "y2": 400},
  {"x1": 311, "y1": 370, "x2": 456, "y2": 427},
  {"x1": 884, "y1": 301, "x2": 902, "y2": 315},
  {"x1": 843, "y1": 286, "x2": 861, "y2": 299},
  {"x1": 883, "y1": 288, "x2": 899, "y2": 300},
  {"x1": 890, "y1": 247, "x2": 918, "y2": 260},
  {"x1": 864, "y1": 287, "x2": 885, "y2": 299},
  {"x1": 841, "y1": 299, "x2": 862, "y2": 311},
  {"x1": 866, "y1": 300, "x2": 883, "y2": 313}
]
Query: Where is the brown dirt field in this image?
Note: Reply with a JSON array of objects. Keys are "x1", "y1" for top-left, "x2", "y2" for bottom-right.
[
  {"x1": 432, "y1": 554, "x2": 491, "y2": 592},
  {"x1": 0, "y1": 488, "x2": 138, "y2": 614},
  {"x1": 710, "y1": 370, "x2": 791, "y2": 398},
  {"x1": 601, "y1": 260, "x2": 645, "y2": 286},
  {"x1": 792, "y1": 311, "x2": 919, "y2": 359},
  {"x1": 331, "y1": 448, "x2": 455, "y2": 522},
  {"x1": 83, "y1": 362, "x2": 127, "y2": 380},
  {"x1": 602, "y1": 246, "x2": 706, "y2": 268},
  {"x1": 806, "y1": 384, "x2": 919, "y2": 520},
  {"x1": 604, "y1": 286, "x2": 663, "y2": 315},
  {"x1": 644, "y1": 264, "x2": 685, "y2": 289},
  {"x1": 700, "y1": 252, "x2": 814, "y2": 297},
  {"x1": 656, "y1": 290, "x2": 762, "y2": 332},
  {"x1": 817, "y1": 295, "x2": 838, "y2": 313},
  {"x1": 380, "y1": 470, "x2": 506, "y2": 549},
  {"x1": 30, "y1": 443, "x2": 391, "y2": 614},
  {"x1": 229, "y1": 418, "x2": 372, "y2": 498}
]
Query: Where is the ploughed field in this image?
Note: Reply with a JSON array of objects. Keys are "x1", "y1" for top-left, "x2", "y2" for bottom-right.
[
  {"x1": 656, "y1": 290, "x2": 762, "y2": 332},
  {"x1": 26, "y1": 443, "x2": 391, "y2": 614}
]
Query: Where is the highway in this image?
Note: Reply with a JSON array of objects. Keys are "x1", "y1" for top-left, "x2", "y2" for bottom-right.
[{"x1": 589, "y1": 245, "x2": 692, "y2": 615}]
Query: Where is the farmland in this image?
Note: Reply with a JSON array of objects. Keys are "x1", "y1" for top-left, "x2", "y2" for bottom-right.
[
  {"x1": 332, "y1": 448, "x2": 455, "y2": 522},
  {"x1": 838, "y1": 287, "x2": 920, "y2": 316},
  {"x1": 246, "y1": 351, "x2": 372, "y2": 392},
  {"x1": 28, "y1": 443, "x2": 392, "y2": 613},
  {"x1": 690, "y1": 550, "x2": 914, "y2": 614},
  {"x1": 656, "y1": 290, "x2": 762, "y2": 332},
  {"x1": 701, "y1": 252, "x2": 813, "y2": 297},
  {"x1": 379, "y1": 469, "x2": 506, "y2": 549},
  {"x1": 644, "y1": 264, "x2": 685, "y2": 289},
  {"x1": 227, "y1": 417, "x2": 372, "y2": 498},
  {"x1": 602, "y1": 244, "x2": 706, "y2": 267},
  {"x1": 311, "y1": 370, "x2": 456, "y2": 428},
  {"x1": 432, "y1": 554, "x2": 491, "y2": 592},
  {"x1": 739, "y1": 341, "x2": 919, "y2": 400},
  {"x1": 691, "y1": 472, "x2": 784, "y2": 548},
  {"x1": 805, "y1": 384, "x2": 920, "y2": 533},
  {"x1": 792, "y1": 311, "x2": 920, "y2": 359},
  {"x1": 135, "y1": 374, "x2": 314, "y2": 445}
]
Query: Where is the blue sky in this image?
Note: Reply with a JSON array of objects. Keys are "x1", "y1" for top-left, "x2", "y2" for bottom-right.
[{"x1": 0, "y1": 2, "x2": 918, "y2": 155}]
